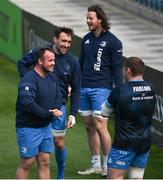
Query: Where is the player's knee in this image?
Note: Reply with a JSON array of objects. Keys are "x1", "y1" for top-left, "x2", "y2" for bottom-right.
[
  {"x1": 54, "y1": 137, "x2": 65, "y2": 150},
  {"x1": 39, "y1": 158, "x2": 50, "y2": 168},
  {"x1": 21, "y1": 160, "x2": 33, "y2": 171},
  {"x1": 95, "y1": 120, "x2": 107, "y2": 133}
]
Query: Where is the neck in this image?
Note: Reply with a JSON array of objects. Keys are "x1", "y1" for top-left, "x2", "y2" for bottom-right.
[
  {"x1": 34, "y1": 65, "x2": 46, "y2": 78},
  {"x1": 53, "y1": 44, "x2": 60, "y2": 54},
  {"x1": 93, "y1": 27, "x2": 104, "y2": 37},
  {"x1": 129, "y1": 75, "x2": 143, "y2": 81}
]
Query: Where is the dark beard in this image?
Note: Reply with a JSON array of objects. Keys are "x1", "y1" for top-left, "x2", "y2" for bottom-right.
[{"x1": 41, "y1": 65, "x2": 49, "y2": 74}]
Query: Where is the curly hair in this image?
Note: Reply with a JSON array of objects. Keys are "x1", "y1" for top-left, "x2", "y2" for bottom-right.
[{"x1": 88, "y1": 4, "x2": 111, "y2": 30}]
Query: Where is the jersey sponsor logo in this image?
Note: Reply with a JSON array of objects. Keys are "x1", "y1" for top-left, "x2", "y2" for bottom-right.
[
  {"x1": 94, "y1": 48, "x2": 103, "y2": 71},
  {"x1": 132, "y1": 96, "x2": 154, "y2": 101},
  {"x1": 84, "y1": 39, "x2": 90, "y2": 44},
  {"x1": 100, "y1": 41, "x2": 107, "y2": 47},
  {"x1": 116, "y1": 160, "x2": 126, "y2": 166},
  {"x1": 132, "y1": 86, "x2": 154, "y2": 101},
  {"x1": 133, "y1": 86, "x2": 151, "y2": 92},
  {"x1": 119, "y1": 150, "x2": 127, "y2": 155},
  {"x1": 25, "y1": 86, "x2": 29, "y2": 91}
]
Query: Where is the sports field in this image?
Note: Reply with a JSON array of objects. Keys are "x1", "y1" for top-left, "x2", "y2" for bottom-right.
[{"x1": 0, "y1": 54, "x2": 163, "y2": 179}]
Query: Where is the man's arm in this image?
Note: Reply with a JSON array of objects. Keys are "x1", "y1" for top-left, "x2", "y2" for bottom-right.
[
  {"x1": 69, "y1": 58, "x2": 81, "y2": 117},
  {"x1": 79, "y1": 40, "x2": 85, "y2": 73},
  {"x1": 18, "y1": 81, "x2": 53, "y2": 119},
  {"x1": 101, "y1": 88, "x2": 120, "y2": 117},
  {"x1": 17, "y1": 49, "x2": 37, "y2": 78},
  {"x1": 110, "y1": 40, "x2": 123, "y2": 87}
]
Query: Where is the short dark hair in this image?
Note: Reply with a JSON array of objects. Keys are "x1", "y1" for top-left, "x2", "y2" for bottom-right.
[
  {"x1": 125, "y1": 57, "x2": 145, "y2": 76},
  {"x1": 35, "y1": 47, "x2": 54, "y2": 62},
  {"x1": 54, "y1": 27, "x2": 73, "y2": 38},
  {"x1": 88, "y1": 4, "x2": 110, "y2": 30}
]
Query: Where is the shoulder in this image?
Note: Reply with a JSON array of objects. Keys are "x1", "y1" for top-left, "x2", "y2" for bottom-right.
[
  {"x1": 19, "y1": 70, "x2": 38, "y2": 89},
  {"x1": 63, "y1": 52, "x2": 79, "y2": 66},
  {"x1": 82, "y1": 32, "x2": 92, "y2": 42},
  {"x1": 105, "y1": 31, "x2": 122, "y2": 47},
  {"x1": 66, "y1": 52, "x2": 78, "y2": 61},
  {"x1": 83, "y1": 32, "x2": 92, "y2": 38},
  {"x1": 21, "y1": 70, "x2": 35, "y2": 82}
]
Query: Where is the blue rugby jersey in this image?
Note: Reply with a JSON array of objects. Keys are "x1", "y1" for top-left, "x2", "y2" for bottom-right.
[
  {"x1": 17, "y1": 47, "x2": 81, "y2": 117},
  {"x1": 16, "y1": 70, "x2": 61, "y2": 128},
  {"x1": 79, "y1": 31, "x2": 123, "y2": 89},
  {"x1": 108, "y1": 80, "x2": 156, "y2": 153}
]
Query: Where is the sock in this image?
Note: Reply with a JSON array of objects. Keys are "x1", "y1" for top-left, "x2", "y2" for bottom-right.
[
  {"x1": 91, "y1": 155, "x2": 101, "y2": 168},
  {"x1": 102, "y1": 155, "x2": 108, "y2": 169},
  {"x1": 55, "y1": 147, "x2": 66, "y2": 179}
]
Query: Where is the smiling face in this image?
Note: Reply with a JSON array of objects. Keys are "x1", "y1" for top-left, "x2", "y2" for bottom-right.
[
  {"x1": 40, "y1": 50, "x2": 55, "y2": 73},
  {"x1": 86, "y1": 11, "x2": 102, "y2": 32},
  {"x1": 53, "y1": 32, "x2": 72, "y2": 54}
]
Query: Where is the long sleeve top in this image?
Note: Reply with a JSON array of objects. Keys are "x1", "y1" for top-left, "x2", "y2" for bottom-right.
[
  {"x1": 16, "y1": 70, "x2": 61, "y2": 128},
  {"x1": 79, "y1": 31, "x2": 123, "y2": 89}
]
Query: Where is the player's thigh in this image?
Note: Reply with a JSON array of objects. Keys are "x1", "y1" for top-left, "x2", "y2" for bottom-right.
[{"x1": 52, "y1": 105, "x2": 67, "y2": 137}]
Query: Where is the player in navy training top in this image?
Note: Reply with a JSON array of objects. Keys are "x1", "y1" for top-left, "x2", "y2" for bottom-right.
[
  {"x1": 15, "y1": 48, "x2": 62, "y2": 179},
  {"x1": 78, "y1": 5, "x2": 123, "y2": 176},
  {"x1": 101, "y1": 57, "x2": 156, "y2": 179},
  {"x1": 17, "y1": 27, "x2": 81, "y2": 179}
]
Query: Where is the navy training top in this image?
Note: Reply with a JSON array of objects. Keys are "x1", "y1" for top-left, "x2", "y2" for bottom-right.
[
  {"x1": 79, "y1": 31, "x2": 123, "y2": 89},
  {"x1": 16, "y1": 70, "x2": 61, "y2": 128},
  {"x1": 108, "y1": 80, "x2": 156, "y2": 152}
]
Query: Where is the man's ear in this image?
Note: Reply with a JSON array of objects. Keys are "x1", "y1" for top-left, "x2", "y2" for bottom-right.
[
  {"x1": 98, "y1": 18, "x2": 102, "y2": 24},
  {"x1": 38, "y1": 58, "x2": 43, "y2": 65},
  {"x1": 127, "y1": 67, "x2": 131, "y2": 74},
  {"x1": 53, "y1": 37, "x2": 57, "y2": 43}
]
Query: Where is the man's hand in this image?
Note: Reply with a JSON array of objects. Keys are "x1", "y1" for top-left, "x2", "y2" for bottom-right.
[
  {"x1": 49, "y1": 109, "x2": 62, "y2": 117},
  {"x1": 101, "y1": 102, "x2": 113, "y2": 118},
  {"x1": 67, "y1": 115, "x2": 76, "y2": 128}
]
